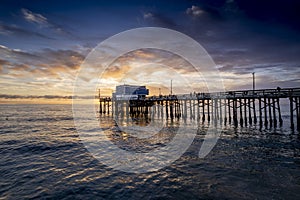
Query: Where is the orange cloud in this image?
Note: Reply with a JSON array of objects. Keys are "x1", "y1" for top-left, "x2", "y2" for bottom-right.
[{"x1": 101, "y1": 65, "x2": 131, "y2": 79}]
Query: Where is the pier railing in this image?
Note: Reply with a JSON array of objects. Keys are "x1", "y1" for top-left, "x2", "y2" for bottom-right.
[{"x1": 99, "y1": 87, "x2": 300, "y2": 130}]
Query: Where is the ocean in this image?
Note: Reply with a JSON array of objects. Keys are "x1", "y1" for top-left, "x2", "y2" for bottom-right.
[{"x1": 0, "y1": 104, "x2": 299, "y2": 199}]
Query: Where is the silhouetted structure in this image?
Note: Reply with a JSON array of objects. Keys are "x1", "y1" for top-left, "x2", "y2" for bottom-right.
[
  {"x1": 113, "y1": 84, "x2": 149, "y2": 100},
  {"x1": 99, "y1": 87, "x2": 300, "y2": 130}
]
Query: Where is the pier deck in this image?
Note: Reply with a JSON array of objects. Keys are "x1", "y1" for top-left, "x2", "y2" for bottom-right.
[{"x1": 99, "y1": 87, "x2": 300, "y2": 130}]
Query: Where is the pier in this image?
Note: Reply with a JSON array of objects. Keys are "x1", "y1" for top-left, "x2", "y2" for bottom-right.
[{"x1": 99, "y1": 87, "x2": 300, "y2": 130}]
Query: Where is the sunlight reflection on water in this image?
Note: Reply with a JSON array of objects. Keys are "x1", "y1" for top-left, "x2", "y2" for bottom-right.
[{"x1": 0, "y1": 104, "x2": 299, "y2": 199}]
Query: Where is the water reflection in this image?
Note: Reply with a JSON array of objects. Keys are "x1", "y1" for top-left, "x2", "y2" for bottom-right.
[{"x1": 0, "y1": 105, "x2": 299, "y2": 199}]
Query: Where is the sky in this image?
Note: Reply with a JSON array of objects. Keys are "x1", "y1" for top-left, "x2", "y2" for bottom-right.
[{"x1": 0, "y1": 0, "x2": 300, "y2": 103}]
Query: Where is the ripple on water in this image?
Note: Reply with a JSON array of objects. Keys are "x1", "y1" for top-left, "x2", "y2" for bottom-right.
[{"x1": 0, "y1": 104, "x2": 299, "y2": 199}]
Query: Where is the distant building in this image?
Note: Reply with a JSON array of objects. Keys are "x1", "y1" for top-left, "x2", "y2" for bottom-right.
[{"x1": 113, "y1": 84, "x2": 149, "y2": 100}]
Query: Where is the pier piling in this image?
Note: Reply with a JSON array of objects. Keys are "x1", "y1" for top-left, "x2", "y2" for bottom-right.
[{"x1": 99, "y1": 87, "x2": 300, "y2": 130}]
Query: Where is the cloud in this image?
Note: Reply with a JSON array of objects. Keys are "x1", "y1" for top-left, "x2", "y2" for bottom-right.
[
  {"x1": 0, "y1": 22, "x2": 53, "y2": 39},
  {"x1": 101, "y1": 48, "x2": 207, "y2": 87},
  {"x1": 0, "y1": 44, "x2": 38, "y2": 62},
  {"x1": 102, "y1": 65, "x2": 131, "y2": 79},
  {"x1": 186, "y1": 6, "x2": 204, "y2": 17},
  {"x1": 21, "y1": 8, "x2": 47, "y2": 25},
  {"x1": 217, "y1": 61, "x2": 300, "y2": 90},
  {"x1": 20, "y1": 8, "x2": 75, "y2": 38},
  {"x1": 0, "y1": 45, "x2": 84, "y2": 78},
  {"x1": 40, "y1": 48, "x2": 85, "y2": 70},
  {"x1": 0, "y1": 66, "x2": 2, "y2": 73},
  {"x1": 0, "y1": 58, "x2": 10, "y2": 66},
  {"x1": 143, "y1": 12, "x2": 153, "y2": 19},
  {"x1": 0, "y1": 94, "x2": 94, "y2": 99},
  {"x1": 142, "y1": 12, "x2": 176, "y2": 28},
  {"x1": 15, "y1": 63, "x2": 31, "y2": 71},
  {"x1": 104, "y1": 44, "x2": 300, "y2": 89}
]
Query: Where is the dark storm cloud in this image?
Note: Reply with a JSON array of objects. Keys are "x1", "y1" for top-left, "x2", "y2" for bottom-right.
[{"x1": 181, "y1": 1, "x2": 300, "y2": 76}]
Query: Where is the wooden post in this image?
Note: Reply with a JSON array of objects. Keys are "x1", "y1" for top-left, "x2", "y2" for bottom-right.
[
  {"x1": 240, "y1": 98, "x2": 243, "y2": 126},
  {"x1": 158, "y1": 100, "x2": 162, "y2": 118},
  {"x1": 177, "y1": 100, "x2": 181, "y2": 118},
  {"x1": 214, "y1": 99, "x2": 217, "y2": 123},
  {"x1": 295, "y1": 97, "x2": 300, "y2": 131},
  {"x1": 100, "y1": 101, "x2": 102, "y2": 114},
  {"x1": 248, "y1": 98, "x2": 252, "y2": 125},
  {"x1": 211, "y1": 99, "x2": 214, "y2": 122},
  {"x1": 207, "y1": 99, "x2": 210, "y2": 122},
  {"x1": 224, "y1": 98, "x2": 227, "y2": 125},
  {"x1": 98, "y1": 90, "x2": 101, "y2": 114},
  {"x1": 215, "y1": 99, "x2": 220, "y2": 120},
  {"x1": 146, "y1": 104, "x2": 149, "y2": 117},
  {"x1": 151, "y1": 103, "x2": 154, "y2": 119},
  {"x1": 103, "y1": 100, "x2": 106, "y2": 114},
  {"x1": 129, "y1": 102, "x2": 132, "y2": 116},
  {"x1": 184, "y1": 99, "x2": 187, "y2": 120},
  {"x1": 197, "y1": 99, "x2": 200, "y2": 122},
  {"x1": 277, "y1": 98, "x2": 283, "y2": 126},
  {"x1": 115, "y1": 101, "x2": 119, "y2": 119},
  {"x1": 161, "y1": 100, "x2": 164, "y2": 119},
  {"x1": 228, "y1": 99, "x2": 231, "y2": 124},
  {"x1": 290, "y1": 97, "x2": 294, "y2": 129},
  {"x1": 202, "y1": 100, "x2": 205, "y2": 122},
  {"x1": 193, "y1": 99, "x2": 196, "y2": 120},
  {"x1": 120, "y1": 101, "x2": 124, "y2": 118},
  {"x1": 179, "y1": 100, "x2": 181, "y2": 118},
  {"x1": 170, "y1": 101, "x2": 174, "y2": 120},
  {"x1": 125, "y1": 101, "x2": 129, "y2": 119},
  {"x1": 166, "y1": 100, "x2": 169, "y2": 119},
  {"x1": 156, "y1": 101, "x2": 159, "y2": 117},
  {"x1": 111, "y1": 99, "x2": 114, "y2": 116},
  {"x1": 264, "y1": 97, "x2": 268, "y2": 126},
  {"x1": 174, "y1": 101, "x2": 177, "y2": 118},
  {"x1": 174, "y1": 100, "x2": 177, "y2": 119},
  {"x1": 107, "y1": 100, "x2": 110, "y2": 115},
  {"x1": 253, "y1": 98, "x2": 257, "y2": 124},
  {"x1": 219, "y1": 99, "x2": 223, "y2": 124},
  {"x1": 259, "y1": 98, "x2": 262, "y2": 126},
  {"x1": 234, "y1": 99, "x2": 238, "y2": 126},
  {"x1": 189, "y1": 98, "x2": 193, "y2": 120},
  {"x1": 268, "y1": 98, "x2": 272, "y2": 126},
  {"x1": 272, "y1": 98, "x2": 277, "y2": 127},
  {"x1": 244, "y1": 98, "x2": 247, "y2": 126}
]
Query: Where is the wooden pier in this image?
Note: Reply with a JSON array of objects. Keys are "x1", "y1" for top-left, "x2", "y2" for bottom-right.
[{"x1": 99, "y1": 87, "x2": 300, "y2": 130}]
